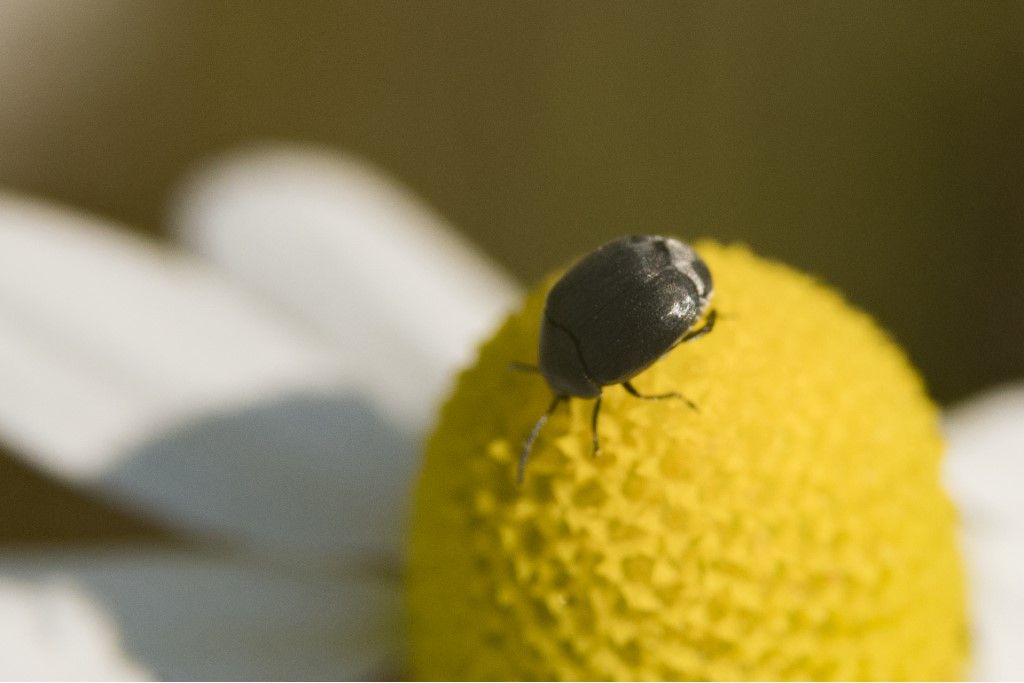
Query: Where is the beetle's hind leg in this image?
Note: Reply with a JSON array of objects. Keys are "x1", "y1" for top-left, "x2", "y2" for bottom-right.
[
  {"x1": 518, "y1": 395, "x2": 565, "y2": 484},
  {"x1": 679, "y1": 308, "x2": 717, "y2": 343},
  {"x1": 622, "y1": 381, "x2": 698, "y2": 411}
]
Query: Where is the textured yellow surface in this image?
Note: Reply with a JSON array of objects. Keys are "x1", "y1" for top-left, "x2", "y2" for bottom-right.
[{"x1": 407, "y1": 242, "x2": 966, "y2": 680}]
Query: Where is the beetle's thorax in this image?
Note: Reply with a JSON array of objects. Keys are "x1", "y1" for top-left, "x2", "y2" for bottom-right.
[{"x1": 538, "y1": 313, "x2": 602, "y2": 397}]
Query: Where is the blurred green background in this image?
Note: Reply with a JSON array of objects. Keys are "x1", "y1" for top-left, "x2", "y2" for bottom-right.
[{"x1": 1, "y1": 1, "x2": 1022, "y2": 541}]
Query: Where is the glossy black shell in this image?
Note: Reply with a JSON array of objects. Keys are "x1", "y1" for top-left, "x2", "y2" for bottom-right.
[{"x1": 538, "y1": 235, "x2": 713, "y2": 397}]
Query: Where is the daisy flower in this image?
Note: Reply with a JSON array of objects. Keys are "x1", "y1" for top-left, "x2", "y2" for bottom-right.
[{"x1": 0, "y1": 145, "x2": 1020, "y2": 679}]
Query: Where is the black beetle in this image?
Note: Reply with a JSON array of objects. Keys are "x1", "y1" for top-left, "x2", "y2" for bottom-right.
[{"x1": 513, "y1": 235, "x2": 716, "y2": 483}]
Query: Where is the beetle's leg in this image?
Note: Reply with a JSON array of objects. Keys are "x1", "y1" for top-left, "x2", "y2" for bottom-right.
[
  {"x1": 591, "y1": 395, "x2": 602, "y2": 456},
  {"x1": 518, "y1": 395, "x2": 565, "y2": 484},
  {"x1": 508, "y1": 361, "x2": 541, "y2": 373},
  {"x1": 680, "y1": 308, "x2": 717, "y2": 343},
  {"x1": 622, "y1": 381, "x2": 698, "y2": 411}
]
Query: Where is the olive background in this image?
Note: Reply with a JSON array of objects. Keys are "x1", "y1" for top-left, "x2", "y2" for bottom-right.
[{"x1": 1, "y1": 1, "x2": 1022, "y2": 543}]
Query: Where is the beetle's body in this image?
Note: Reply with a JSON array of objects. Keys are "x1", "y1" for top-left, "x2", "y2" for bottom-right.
[
  {"x1": 516, "y1": 234, "x2": 716, "y2": 483},
  {"x1": 539, "y1": 235, "x2": 713, "y2": 397}
]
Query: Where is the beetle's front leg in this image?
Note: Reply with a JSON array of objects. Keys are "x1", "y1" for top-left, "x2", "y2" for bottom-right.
[{"x1": 518, "y1": 394, "x2": 566, "y2": 484}]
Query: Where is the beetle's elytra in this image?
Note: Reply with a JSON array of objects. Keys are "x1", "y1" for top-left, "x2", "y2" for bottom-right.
[{"x1": 514, "y1": 235, "x2": 716, "y2": 483}]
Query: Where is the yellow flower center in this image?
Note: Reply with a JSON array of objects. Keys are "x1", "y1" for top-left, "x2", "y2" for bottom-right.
[{"x1": 407, "y1": 242, "x2": 966, "y2": 680}]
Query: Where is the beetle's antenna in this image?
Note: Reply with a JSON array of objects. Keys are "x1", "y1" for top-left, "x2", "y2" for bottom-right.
[
  {"x1": 518, "y1": 395, "x2": 565, "y2": 484},
  {"x1": 508, "y1": 361, "x2": 542, "y2": 373}
]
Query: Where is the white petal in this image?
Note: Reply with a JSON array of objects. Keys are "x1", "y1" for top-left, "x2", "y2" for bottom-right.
[
  {"x1": 0, "y1": 574, "x2": 150, "y2": 680},
  {"x1": 0, "y1": 193, "x2": 341, "y2": 479},
  {"x1": 944, "y1": 383, "x2": 1024, "y2": 681},
  {"x1": 171, "y1": 145, "x2": 522, "y2": 430},
  {"x1": 104, "y1": 390, "x2": 418, "y2": 566},
  {"x1": 0, "y1": 195, "x2": 414, "y2": 563},
  {"x1": 0, "y1": 549, "x2": 399, "y2": 680}
]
